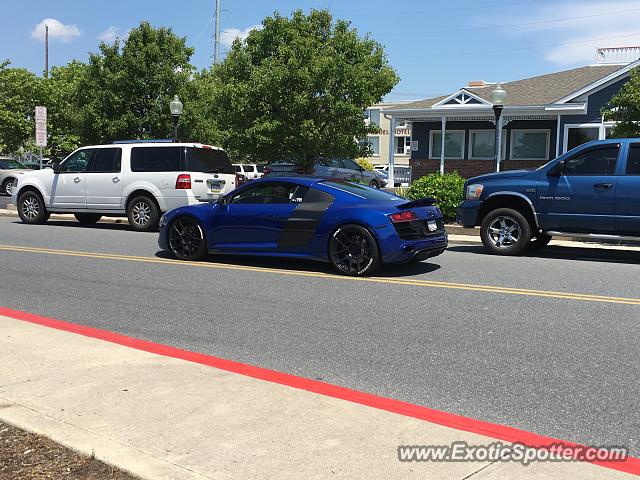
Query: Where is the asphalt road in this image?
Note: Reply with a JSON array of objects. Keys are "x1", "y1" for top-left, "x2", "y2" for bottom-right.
[{"x1": 1, "y1": 216, "x2": 639, "y2": 456}]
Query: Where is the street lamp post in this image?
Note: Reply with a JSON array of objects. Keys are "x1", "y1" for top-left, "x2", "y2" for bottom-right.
[
  {"x1": 490, "y1": 83, "x2": 507, "y2": 172},
  {"x1": 169, "y1": 95, "x2": 184, "y2": 142}
]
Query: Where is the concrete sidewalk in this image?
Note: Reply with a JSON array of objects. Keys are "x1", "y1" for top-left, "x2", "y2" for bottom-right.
[{"x1": 0, "y1": 314, "x2": 636, "y2": 479}]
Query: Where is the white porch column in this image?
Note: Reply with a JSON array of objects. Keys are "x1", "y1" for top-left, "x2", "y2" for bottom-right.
[
  {"x1": 556, "y1": 114, "x2": 562, "y2": 158},
  {"x1": 440, "y1": 116, "x2": 446, "y2": 174},
  {"x1": 388, "y1": 116, "x2": 396, "y2": 187}
]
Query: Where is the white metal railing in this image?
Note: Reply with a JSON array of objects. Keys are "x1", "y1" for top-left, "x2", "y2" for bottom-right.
[{"x1": 596, "y1": 46, "x2": 640, "y2": 64}]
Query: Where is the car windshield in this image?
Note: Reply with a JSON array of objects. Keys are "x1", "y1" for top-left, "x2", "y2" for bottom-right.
[
  {"x1": 2, "y1": 159, "x2": 26, "y2": 169},
  {"x1": 321, "y1": 180, "x2": 403, "y2": 200},
  {"x1": 185, "y1": 147, "x2": 234, "y2": 174}
]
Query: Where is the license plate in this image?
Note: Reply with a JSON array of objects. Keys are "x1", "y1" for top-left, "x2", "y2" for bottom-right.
[
  {"x1": 427, "y1": 220, "x2": 438, "y2": 232},
  {"x1": 207, "y1": 179, "x2": 224, "y2": 193}
]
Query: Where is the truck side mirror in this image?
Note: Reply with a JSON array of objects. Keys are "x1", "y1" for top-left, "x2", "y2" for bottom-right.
[{"x1": 548, "y1": 159, "x2": 566, "y2": 177}]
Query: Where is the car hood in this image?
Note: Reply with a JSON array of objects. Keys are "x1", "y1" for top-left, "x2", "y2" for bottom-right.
[{"x1": 467, "y1": 169, "x2": 533, "y2": 183}]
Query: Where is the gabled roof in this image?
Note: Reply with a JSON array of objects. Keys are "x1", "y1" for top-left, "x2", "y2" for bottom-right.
[{"x1": 398, "y1": 64, "x2": 627, "y2": 110}]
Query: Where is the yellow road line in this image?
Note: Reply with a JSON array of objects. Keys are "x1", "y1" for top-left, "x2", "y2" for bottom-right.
[{"x1": 1, "y1": 244, "x2": 639, "y2": 306}]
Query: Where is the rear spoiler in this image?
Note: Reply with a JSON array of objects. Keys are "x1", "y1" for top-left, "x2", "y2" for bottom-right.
[{"x1": 396, "y1": 197, "x2": 438, "y2": 209}]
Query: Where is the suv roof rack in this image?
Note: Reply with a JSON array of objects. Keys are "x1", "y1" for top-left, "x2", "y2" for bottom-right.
[{"x1": 110, "y1": 139, "x2": 176, "y2": 144}]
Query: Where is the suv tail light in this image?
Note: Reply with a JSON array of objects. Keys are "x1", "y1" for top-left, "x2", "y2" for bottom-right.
[
  {"x1": 175, "y1": 173, "x2": 192, "y2": 189},
  {"x1": 389, "y1": 210, "x2": 417, "y2": 223},
  {"x1": 235, "y1": 173, "x2": 246, "y2": 187}
]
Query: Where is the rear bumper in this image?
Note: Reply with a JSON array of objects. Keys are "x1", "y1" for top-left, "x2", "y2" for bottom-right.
[
  {"x1": 379, "y1": 229, "x2": 448, "y2": 264},
  {"x1": 457, "y1": 200, "x2": 481, "y2": 228}
]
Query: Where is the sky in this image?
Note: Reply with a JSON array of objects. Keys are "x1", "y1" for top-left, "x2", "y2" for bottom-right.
[{"x1": 3, "y1": 0, "x2": 640, "y2": 102}]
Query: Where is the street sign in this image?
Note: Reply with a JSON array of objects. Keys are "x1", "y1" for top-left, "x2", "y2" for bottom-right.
[{"x1": 35, "y1": 106, "x2": 47, "y2": 147}]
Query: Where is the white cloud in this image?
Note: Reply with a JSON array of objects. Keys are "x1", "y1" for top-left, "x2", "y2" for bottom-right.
[
  {"x1": 480, "y1": 1, "x2": 640, "y2": 66},
  {"x1": 98, "y1": 26, "x2": 120, "y2": 43},
  {"x1": 220, "y1": 25, "x2": 261, "y2": 48},
  {"x1": 31, "y1": 18, "x2": 81, "y2": 43}
]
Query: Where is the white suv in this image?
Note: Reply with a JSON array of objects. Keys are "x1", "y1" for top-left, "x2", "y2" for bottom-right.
[
  {"x1": 13, "y1": 141, "x2": 238, "y2": 231},
  {"x1": 233, "y1": 163, "x2": 263, "y2": 180}
]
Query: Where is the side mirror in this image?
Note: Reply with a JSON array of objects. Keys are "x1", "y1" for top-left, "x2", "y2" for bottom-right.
[
  {"x1": 215, "y1": 195, "x2": 226, "y2": 206},
  {"x1": 548, "y1": 159, "x2": 566, "y2": 177},
  {"x1": 52, "y1": 160, "x2": 61, "y2": 174}
]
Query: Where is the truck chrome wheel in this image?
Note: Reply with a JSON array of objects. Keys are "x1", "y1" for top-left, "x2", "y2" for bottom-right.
[
  {"x1": 21, "y1": 196, "x2": 40, "y2": 219},
  {"x1": 132, "y1": 201, "x2": 151, "y2": 226},
  {"x1": 487, "y1": 215, "x2": 521, "y2": 248}
]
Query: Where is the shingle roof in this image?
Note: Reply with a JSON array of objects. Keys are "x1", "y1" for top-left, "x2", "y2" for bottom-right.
[{"x1": 398, "y1": 64, "x2": 624, "y2": 109}]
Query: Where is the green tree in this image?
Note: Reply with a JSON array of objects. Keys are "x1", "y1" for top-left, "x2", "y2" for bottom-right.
[
  {"x1": 602, "y1": 67, "x2": 640, "y2": 137},
  {"x1": 0, "y1": 61, "x2": 46, "y2": 153},
  {"x1": 77, "y1": 21, "x2": 197, "y2": 143},
  {"x1": 209, "y1": 9, "x2": 398, "y2": 168}
]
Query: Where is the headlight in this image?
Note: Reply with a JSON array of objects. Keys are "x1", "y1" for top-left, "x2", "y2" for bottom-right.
[
  {"x1": 159, "y1": 213, "x2": 167, "y2": 228},
  {"x1": 466, "y1": 184, "x2": 484, "y2": 200}
]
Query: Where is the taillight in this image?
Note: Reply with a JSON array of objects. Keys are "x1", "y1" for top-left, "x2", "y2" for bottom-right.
[
  {"x1": 389, "y1": 210, "x2": 417, "y2": 223},
  {"x1": 175, "y1": 173, "x2": 191, "y2": 189},
  {"x1": 235, "y1": 173, "x2": 245, "y2": 187}
]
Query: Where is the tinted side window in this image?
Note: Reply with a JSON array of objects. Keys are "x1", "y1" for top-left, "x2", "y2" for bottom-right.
[
  {"x1": 131, "y1": 147, "x2": 181, "y2": 172},
  {"x1": 185, "y1": 148, "x2": 234, "y2": 174},
  {"x1": 89, "y1": 148, "x2": 121, "y2": 173},
  {"x1": 626, "y1": 144, "x2": 640, "y2": 175},
  {"x1": 61, "y1": 149, "x2": 94, "y2": 173},
  {"x1": 343, "y1": 159, "x2": 361, "y2": 170},
  {"x1": 563, "y1": 146, "x2": 619, "y2": 175},
  {"x1": 230, "y1": 182, "x2": 305, "y2": 205}
]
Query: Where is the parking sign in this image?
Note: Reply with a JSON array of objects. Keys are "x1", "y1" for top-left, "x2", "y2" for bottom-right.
[{"x1": 35, "y1": 106, "x2": 47, "y2": 147}]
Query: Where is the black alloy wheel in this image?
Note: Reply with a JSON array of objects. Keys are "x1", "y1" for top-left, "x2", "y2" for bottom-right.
[
  {"x1": 328, "y1": 224, "x2": 380, "y2": 276},
  {"x1": 168, "y1": 217, "x2": 207, "y2": 261}
]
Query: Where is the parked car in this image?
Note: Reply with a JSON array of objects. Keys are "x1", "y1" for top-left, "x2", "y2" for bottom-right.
[
  {"x1": 373, "y1": 164, "x2": 412, "y2": 186},
  {"x1": 13, "y1": 141, "x2": 241, "y2": 232},
  {"x1": 21, "y1": 158, "x2": 54, "y2": 170},
  {"x1": 458, "y1": 139, "x2": 640, "y2": 255},
  {"x1": 264, "y1": 159, "x2": 388, "y2": 188},
  {"x1": 0, "y1": 157, "x2": 33, "y2": 196},
  {"x1": 233, "y1": 163, "x2": 264, "y2": 180},
  {"x1": 158, "y1": 177, "x2": 447, "y2": 275}
]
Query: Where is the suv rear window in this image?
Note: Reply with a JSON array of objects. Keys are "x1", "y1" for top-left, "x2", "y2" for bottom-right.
[
  {"x1": 321, "y1": 180, "x2": 402, "y2": 200},
  {"x1": 131, "y1": 147, "x2": 181, "y2": 172},
  {"x1": 185, "y1": 148, "x2": 234, "y2": 174}
]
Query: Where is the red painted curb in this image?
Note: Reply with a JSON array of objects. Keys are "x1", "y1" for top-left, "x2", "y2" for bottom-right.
[{"x1": 1, "y1": 305, "x2": 638, "y2": 476}]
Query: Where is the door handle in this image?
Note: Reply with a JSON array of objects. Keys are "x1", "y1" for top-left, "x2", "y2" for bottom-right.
[
  {"x1": 593, "y1": 183, "x2": 612, "y2": 189},
  {"x1": 74, "y1": 177, "x2": 81, "y2": 183},
  {"x1": 112, "y1": 177, "x2": 120, "y2": 183}
]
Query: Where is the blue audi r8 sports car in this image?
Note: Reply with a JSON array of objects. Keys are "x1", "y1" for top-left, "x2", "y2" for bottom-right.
[{"x1": 158, "y1": 177, "x2": 447, "y2": 275}]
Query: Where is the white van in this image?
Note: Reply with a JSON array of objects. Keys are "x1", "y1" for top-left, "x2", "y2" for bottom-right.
[{"x1": 13, "y1": 141, "x2": 239, "y2": 231}]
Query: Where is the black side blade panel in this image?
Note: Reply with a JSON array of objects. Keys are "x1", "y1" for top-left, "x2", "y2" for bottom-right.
[{"x1": 278, "y1": 189, "x2": 335, "y2": 248}]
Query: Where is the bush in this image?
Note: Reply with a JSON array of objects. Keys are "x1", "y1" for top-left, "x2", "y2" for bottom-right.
[
  {"x1": 356, "y1": 157, "x2": 375, "y2": 172},
  {"x1": 406, "y1": 172, "x2": 465, "y2": 220}
]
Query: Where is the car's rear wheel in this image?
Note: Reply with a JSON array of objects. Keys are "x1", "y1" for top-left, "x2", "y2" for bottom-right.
[
  {"x1": 328, "y1": 224, "x2": 380, "y2": 276},
  {"x1": 2, "y1": 178, "x2": 17, "y2": 196},
  {"x1": 74, "y1": 213, "x2": 102, "y2": 224},
  {"x1": 127, "y1": 195, "x2": 159, "y2": 232},
  {"x1": 168, "y1": 217, "x2": 207, "y2": 261},
  {"x1": 17, "y1": 191, "x2": 49, "y2": 224},
  {"x1": 530, "y1": 233, "x2": 552, "y2": 250},
  {"x1": 369, "y1": 180, "x2": 380, "y2": 189},
  {"x1": 480, "y1": 208, "x2": 531, "y2": 255}
]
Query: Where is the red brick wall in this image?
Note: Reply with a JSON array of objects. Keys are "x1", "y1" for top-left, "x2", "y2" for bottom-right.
[{"x1": 410, "y1": 159, "x2": 547, "y2": 180}]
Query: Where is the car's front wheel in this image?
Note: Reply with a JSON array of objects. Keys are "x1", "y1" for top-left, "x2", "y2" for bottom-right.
[
  {"x1": 17, "y1": 191, "x2": 49, "y2": 224},
  {"x1": 2, "y1": 178, "x2": 17, "y2": 196},
  {"x1": 74, "y1": 213, "x2": 102, "y2": 224},
  {"x1": 168, "y1": 217, "x2": 207, "y2": 261},
  {"x1": 328, "y1": 224, "x2": 380, "y2": 276},
  {"x1": 480, "y1": 208, "x2": 531, "y2": 255}
]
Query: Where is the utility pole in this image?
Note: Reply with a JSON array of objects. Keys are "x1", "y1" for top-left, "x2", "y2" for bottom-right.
[
  {"x1": 44, "y1": 24, "x2": 49, "y2": 78},
  {"x1": 214, "y1": 0, "x2": 221, "y2": 63}
]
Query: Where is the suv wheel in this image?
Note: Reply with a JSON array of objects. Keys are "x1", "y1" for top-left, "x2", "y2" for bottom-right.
[
  {"x1": 368, "y1": 180, "x2": 380, "y2": 189},
  {"x1": 328, "y1": 224, "x2": 381, "y2": 276},
  {"x1": 480, "y1": 208, "x2": 531, "y2": 255},
  {"x1": 127, "y1": 195, "x2": 160, "y2": 232},
  {"x1": 2, "y1": 178, "x2": 17, "y2": 196},
  {"x1": 17, "y1": 191, "x2": 49, "y2": 224},
  {"x1": 74, "y1": 213, "x2": 102, "y2": 224}
]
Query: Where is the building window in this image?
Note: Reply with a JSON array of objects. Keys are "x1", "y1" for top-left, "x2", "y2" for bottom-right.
[
  {"x1": 367, "y1": 136, "x2": 380, "y2": 156},
  {"x1": 395, "y1": 136, "x2": 411, "y2": 155},
  {"x1": 510, "y1": 129, "x2": 549, "y2": 160},
  {"x1": 365, "y1": 109, "x2": 380, "y2": 127},
  {"x1": 567, "y1": 126, "x2": 599, "y2": 151},
  {"x1": 469, "y1": 130, "x2": 506, "y2": 160},
  {"x1": 430, "y1": 130, "x2": 465, "y2": 159}
]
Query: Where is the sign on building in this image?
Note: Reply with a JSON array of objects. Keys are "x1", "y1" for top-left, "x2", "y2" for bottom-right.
[
  {"x1": 410, "y1": 140, "x2": 419, "y2": 151},
  {"x1": 35, "y1": 106, "x2": 47, "y2": 147}
]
